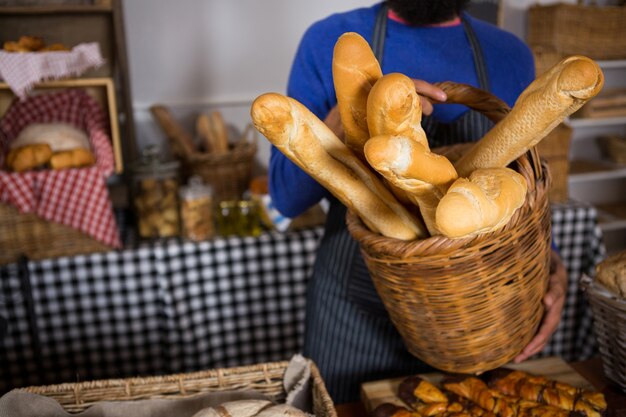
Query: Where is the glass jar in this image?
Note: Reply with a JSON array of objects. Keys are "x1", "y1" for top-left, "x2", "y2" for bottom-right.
[
  {"x1": 215, "y1": 200, "x2": 239, "y2": 237},
  {"x1": 180, "y1": 176, "x2": 214, "y2": 241},
  {"x1": 131, "y1": 145, "x2": 181, "y2": 239},
  {"x1": 237, "y1": 200, "x2": 262, "y2": 237}
]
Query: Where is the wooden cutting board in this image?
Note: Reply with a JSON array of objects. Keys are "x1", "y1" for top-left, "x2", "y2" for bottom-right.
[{"x1": 360, "y1": 356, "x2": 595, "y2": 413}]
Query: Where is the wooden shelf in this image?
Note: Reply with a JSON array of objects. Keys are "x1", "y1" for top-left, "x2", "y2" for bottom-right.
[
  {"x1": 597, "y1": 59, "x2": 626, "y2": 69},
  {"x1": 568, "y1": 159, "x2": 626, "y2": 183},
  {"x1": 0, "y1": 4, "x2": 111, "y2": 14},
  {"x1": 596, "y1": 202, "x2": 626, "y2": 232},
  {"x1": 568, "y1": 116, "x2": 626, "y2": 128}
]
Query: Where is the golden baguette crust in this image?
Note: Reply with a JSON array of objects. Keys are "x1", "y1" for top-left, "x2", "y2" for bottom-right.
[
  {"x1": 367, "y1": 73, "x2": 429, "y2": 149},
  {"x1": 435, "y1": 167, "x2": 527, "y2": 238},
  {"x1": 333, "y1": 32, "x2": 382, "y2": 157},
  {"x1": 364, "y1": 135, "x2": 458, "y2": 235},
  {"x1": 455, "y1": 55, "x2": 604, "y2": 177},
  {"x1": 251, "y1": 93, "x2": 426, "y2": 240}
]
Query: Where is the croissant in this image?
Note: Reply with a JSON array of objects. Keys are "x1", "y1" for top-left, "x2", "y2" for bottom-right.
[
  {"x1": 443, "y1": 377, "x2": 572, "y2": 417},
  {"x1": 485, "y1": 370, "x2": 607, "y2": 417}
]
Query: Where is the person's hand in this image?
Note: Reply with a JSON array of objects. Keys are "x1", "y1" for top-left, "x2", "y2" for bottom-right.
[
  {"x1": 323, "y1": 105, "x2": 344, "y2": 140},
  {"x1": 412, "y1": 79, "x2": 448, "y2": 116},
  {"x1": 514, "y1": 249, "x2": 568, "y2": 363}
]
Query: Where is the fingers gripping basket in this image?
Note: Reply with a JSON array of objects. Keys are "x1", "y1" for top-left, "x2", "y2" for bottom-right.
[{"x1": 346, "y1": 82, "x2": 553, "y2": 374}]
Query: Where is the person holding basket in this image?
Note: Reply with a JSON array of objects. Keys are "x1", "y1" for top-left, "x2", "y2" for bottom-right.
[{"x1": 267, "y1": 0, "x2": 569, "y2": 404}]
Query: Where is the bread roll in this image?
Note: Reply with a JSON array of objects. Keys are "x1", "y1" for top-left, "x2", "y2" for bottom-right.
[
  {"x1": 50, "y1": 148, "x2": 96, "y2": 170},
  {"x1": 367, "y1": 73, "x2": 429, "y2": 149},
  {"x1": 333, "y1": 32, "x2": 382, "y2": 157},
  {"x1": 11, "y1": 123, "x2": 90, "y2": 152},
  {"x1": 191, "y1": 400, "x2": 273, "y2": 417},
  {"x1": 255, "y1": 404, "x2": 309, "y2": 417},
  {"x1": 364, "y1": 135, "x2": 458, "y2": 235},
  {"x1": 455, "y1": 55, "x2": 604, "y2": 177},
  {"x1": 251, "y1": 93, "x2": 426, "y2": 240},
  {"x1": 435, "y1": 167, "x2": 527, "y2": 238},
  {"x1": 5, "y1": 144, "x2": 53, "y2": 172},
  {"x1": 595, "y1": 249, "x2": 626, "y2": 297}
]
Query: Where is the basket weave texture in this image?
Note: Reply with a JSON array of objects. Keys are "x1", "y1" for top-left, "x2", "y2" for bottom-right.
[
  {"x1": 17, "y1": 361, "x2": 336, "y2": 416},
  {"x1": 183, "y1": 131, "x2": 257, "y2": 202},
  {"x1": 0, "y1": 204, "x2": 110, "y2": 264},
  {"x1": 346, "y1": 82, "x2": 552, "y2": 374},
  {"x1": 581, "y1": 276, "x2": 626, "y2": 392},
  {"x1": 527, "y1": 3, "x2": 626, "y2": 61}
]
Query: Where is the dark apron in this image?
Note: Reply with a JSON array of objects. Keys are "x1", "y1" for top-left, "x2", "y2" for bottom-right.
[{"x1": 303, "y1": 3, "x2": 494, "y2": 403}]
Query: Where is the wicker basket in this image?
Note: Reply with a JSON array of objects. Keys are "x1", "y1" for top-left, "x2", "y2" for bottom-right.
[
  {"x1": 346, "y1": 82, "x2": 552, "y2": 374},
  {"x1": 183, "y1": 126, "x2": 257, "y2": 202},
  {"x1": 15, "y1": 361, "x2": 336, "y2": 416},
  {"x1": 581, "y1": 275, "x2": 626, "y2": 392},
  {"x1": 598, "y1": 135, "x2": 626, "y2": 165},
  {"x1": 536, "y1": 123, "x2": 573, "y2": 203},
  {"x1": 0, "y1": 202, "x2": 110, "y2": 265},
  {"x1": 527, "y1": 2, "x2": 626, "y2": 61}
]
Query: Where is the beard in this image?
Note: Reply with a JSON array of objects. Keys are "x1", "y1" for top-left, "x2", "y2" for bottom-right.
[{"x1": 387, "y1": 0, "x2": 471, "y2": 25}]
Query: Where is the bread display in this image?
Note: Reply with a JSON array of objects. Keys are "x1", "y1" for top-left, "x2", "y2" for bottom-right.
[
  {"x1": 595, "y1": 249, "x2": 626, "y2": 297},
  {"x1": 3, "y1": 35, "x2": 70, "y2": 52},
  {"x1": 4, "y1": 123, "x2": 96, "y2": 172},
  {"x1": 435, "y1": 168, "x2": 527, "y2": 238},
  {"x1": 251, "y1": 32, "x2": 603, "y2": 241},
  {"x1": 333, "y1": 32, "x2": 383, "y2": 157},
  {"x1": 250, "y1": 92, "x2": 426, "y2": 240},
  {"x1": 455, "y1": 56, "x2": 604, "y2": 177},
  {"x1": 373, "y1": 370, "x2": 607, "y2": 417}
]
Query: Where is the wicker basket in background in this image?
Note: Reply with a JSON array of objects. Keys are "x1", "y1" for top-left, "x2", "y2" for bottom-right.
[
  {"x1": 16, "y1": 361, "x2": 336, "y2": 416},
  {"x1": 581, "y1": 275, "x2": 626, "y2": 392},
  {"x1": 0, "y1": 201, "x2": 110, "y2": 265},
  {"x1": 528, "y1": 2, "x2": 626, "y2": 61},
  {"x1": 347, "y1": 82, "x2": 552, "y2": 374},
  {"x1": 597, "y1": 135, "x2": 626, "y2": 165},
  {"x1": 183, "y1": 125, "x2": 257, "y2": 202},
  {"x1": 536, "y1": 123, "x2": 573, "y2": 203}
]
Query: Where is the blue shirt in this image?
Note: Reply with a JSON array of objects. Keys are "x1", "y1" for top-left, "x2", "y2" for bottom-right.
[{"x1": 270, "y1": 2, "x2": 535, "y2": 218}]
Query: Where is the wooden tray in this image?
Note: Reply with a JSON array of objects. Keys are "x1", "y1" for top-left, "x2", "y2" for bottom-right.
[{"x1": 360, "y1": 357, "x2": 594, "y2": 413}]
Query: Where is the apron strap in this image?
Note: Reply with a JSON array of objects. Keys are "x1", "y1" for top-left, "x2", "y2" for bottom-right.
[{"x1": 372, "y1": 3, "x2": 389, "y2": 66}]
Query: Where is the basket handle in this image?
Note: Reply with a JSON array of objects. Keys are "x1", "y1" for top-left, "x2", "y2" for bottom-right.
[{"x1": 432, "y1": 81, "x2": 544, "y2": 188}]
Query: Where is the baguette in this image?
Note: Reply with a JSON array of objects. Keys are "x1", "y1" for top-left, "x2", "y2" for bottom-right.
[
  {"x1": 333, "y1": 32, "x2": 382, "y2": 157},
  {"x1": 150, "y1": 105, "x2": 196, "y2": 158},
  {"x1": 435, "y1": 167, "x2": 527, "y2": 238},
  {"x1": 367, "y1": 73, "x2": 429, "y2": 149},
  {"x1": 251, "y1": 93, "x2": 426, "y2": 240},
  {"x1": 455, "y1": 56, "x2": 604, "y2": 177},
  {"x1": 364, "y1": 134, "x2": 458, "y2": 235}
]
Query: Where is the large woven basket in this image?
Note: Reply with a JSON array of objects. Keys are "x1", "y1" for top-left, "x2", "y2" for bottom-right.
[
  {"x1": 527, "y1": 2, "x2": 626, "y2": 61},
  {"x1": 16, "y1": 361, "x2": 336, "y2": 416},
  {"x1": 581, "y1": 275, "x2": 626, "y2": 392},
  {"x1": 183, "y1": 126, "x2": 257, "y2": 202},
  {"x1": 0, "y1": 203, "x2": 110, "y2": 265},
  {"x1": 346, "y1": 82, "x2": 552, "y2": 374}
]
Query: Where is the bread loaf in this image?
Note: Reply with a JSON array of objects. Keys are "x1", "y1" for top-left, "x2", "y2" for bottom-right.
[
  {"x1": 333, "y1": 32, "x2": 382, "y2": 157},
  {"x1": 595, "y1": 249, "x2": 626, "y2": 297},
  {"x1": 10, "y1": 123, "x2": 90, "y2": 152},
  {"x1": 5, "y1": 143, "x2": 53, "y2": 172},
  {"x1": 191, "y1": 400, "x2": 273, "y2": 417},
  {"x1": 251, "y1": 93, "x2": 427, "y2": 240},
  {"x1": 435, "y1": 167, "x2": 527, "y2": 238},
  {"x1": 455, "y1": 55, "x2": 604, "y2": 177},
  {"x1": 150, "y1": 105, "x2": 196, "y2": 158},
  {"x1": 364, "y1": 134, "x2": 458, "y2": 235},
  {"x1": 50, "y1": 148, "x2": 96, "y2": 170},
  {"x1": 367, "y1": 73, "x2": 429, "y2": 149}
]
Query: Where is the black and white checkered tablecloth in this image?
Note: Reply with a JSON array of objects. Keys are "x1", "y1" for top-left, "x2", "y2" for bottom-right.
[{"x1": 0, "y1": 201, "x2": 606, "y2": 393}]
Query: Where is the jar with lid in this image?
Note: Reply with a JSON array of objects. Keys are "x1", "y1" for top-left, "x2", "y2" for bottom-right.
[
  {"x1": 131, "y1": 145, "x2": 181, "y2": 239},
  {"x1": 180, "y1": 176, "x2": 214, "y2": 241}
]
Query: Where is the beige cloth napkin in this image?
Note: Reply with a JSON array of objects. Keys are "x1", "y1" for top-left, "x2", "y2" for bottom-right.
[{"x1": 0, "y1": 355, "x2": 314, "y2": 417}]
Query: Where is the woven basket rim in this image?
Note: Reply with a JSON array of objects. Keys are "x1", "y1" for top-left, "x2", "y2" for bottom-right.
[
  {"x1": 347, "y1": 152, "x2": 550, "y2": 260},
  {"x1": 582, "y1": 275, "x2": 626, "y2": 311},
  {"x1": 185, "y1": 141, "x2": 257, "y2": 163}
]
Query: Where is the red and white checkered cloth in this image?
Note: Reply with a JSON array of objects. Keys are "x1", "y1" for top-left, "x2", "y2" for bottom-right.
[
  {"x1": 0, "y1": 43, "x2": 105, "y2": 99},
  {"x1": 0, "y1": 89, "x2": 121, "y2": 249}
]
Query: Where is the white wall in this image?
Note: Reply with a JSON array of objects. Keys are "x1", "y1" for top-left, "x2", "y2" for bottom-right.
[{"x1": 123, "y1": 0, "x2": 375, "y2": 170}]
